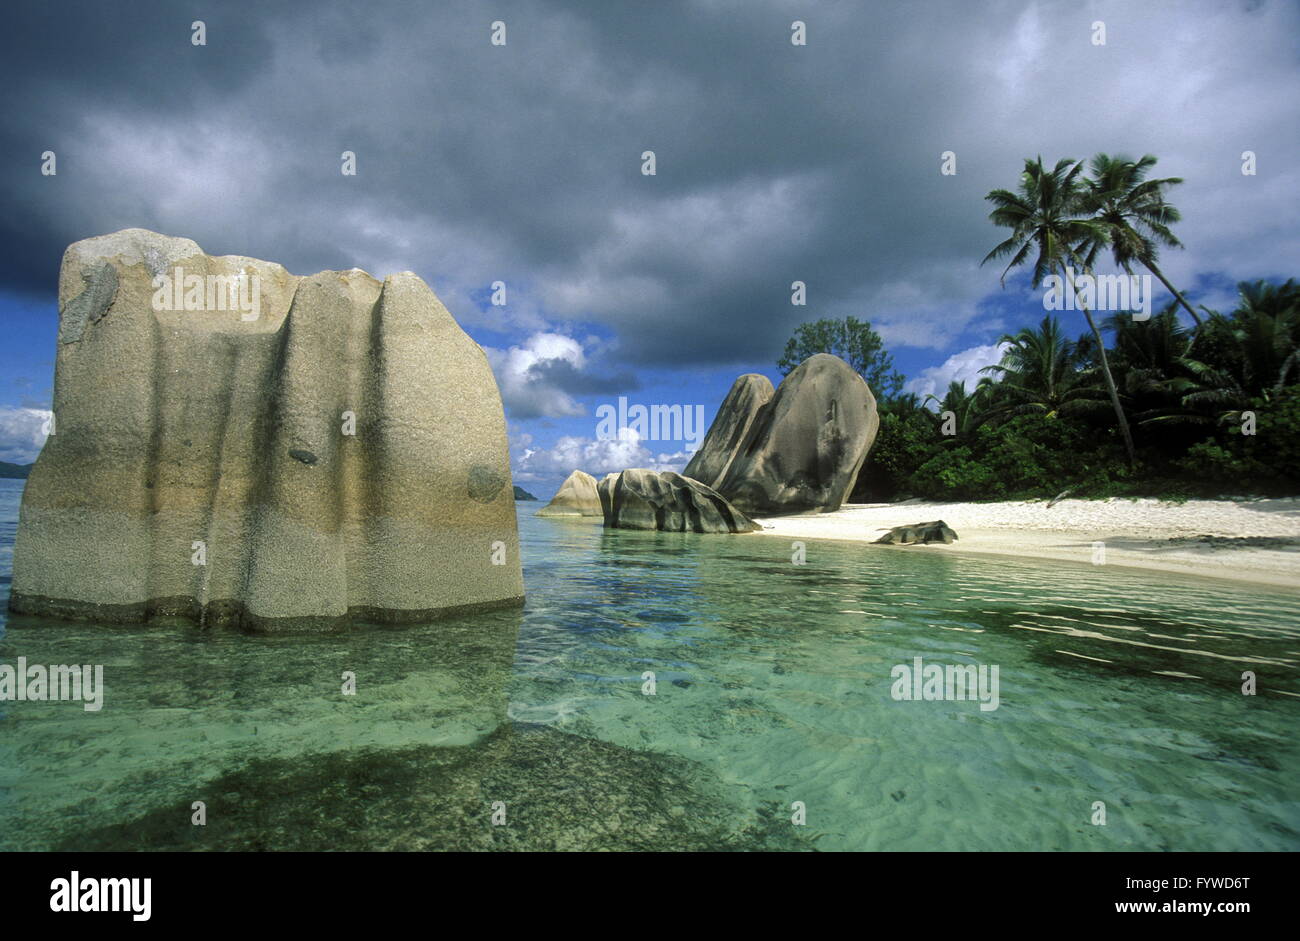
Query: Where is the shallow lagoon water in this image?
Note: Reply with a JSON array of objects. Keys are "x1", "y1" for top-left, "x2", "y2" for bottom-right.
[{"x1": 1, "y1": 477, "x2": 1297, "y2": 851}]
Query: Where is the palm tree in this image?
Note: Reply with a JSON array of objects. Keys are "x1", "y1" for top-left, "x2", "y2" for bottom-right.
[
  {"x1": 1138, "y1": 281, "x2": 1299, "y2": 428},
  {"x1": 981, "y1": 157, "x2": 1137, "y2": 464},
  {"x1": 1231, "y1": 279, "x2": 1300, "y2": 393},
  {"x1": 1101, "y1": 306, "x2": 1197, "y2": 424},
  {"x1": 879, "y1": 390, "x2": 923, "y2": 418},
  {"x1": 1079, "y1": 153, "x2": 1201, "y2": 327},
  {"x1": 923, "y1": 379, "x2": 991, "y2": 436},
  {"x1": 979, "y1": 315, "x2": 1103, "y2": 418}
]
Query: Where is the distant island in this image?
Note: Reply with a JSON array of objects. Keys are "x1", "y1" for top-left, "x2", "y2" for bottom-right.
[{"x1": 513, "y1": 485, "x2": 537, "y2": 501}]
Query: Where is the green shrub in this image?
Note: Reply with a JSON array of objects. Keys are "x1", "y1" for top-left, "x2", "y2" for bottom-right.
[{"x1": 854, "y1": 383, "x2": 1297, "y2": 504}]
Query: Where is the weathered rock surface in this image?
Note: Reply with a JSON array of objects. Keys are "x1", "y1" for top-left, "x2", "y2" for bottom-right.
[
  {"x1": 535, "y1": 469, "x2": 602, "y2": 517},
  {"x1": 713, "y1": 353, "x2": 879, "y2": 515},
  {"x1": 873, "y1": 521, "x2": 958, "y2": 545},
  {"x1": 597, "y1": 472, "x2": 618, "y2": 521},
  {"x1": 600, "y1": 469, "x2": 760, "y2": 534},
  {"x1": 10, "y1": 228, "x2": 524, "y2": 630},
  {"x1": 682, "y1": 373, "x2": 774, "y2": 489}
]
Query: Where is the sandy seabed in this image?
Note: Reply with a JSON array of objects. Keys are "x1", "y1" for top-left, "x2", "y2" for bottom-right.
[{"x1": 753, "y1": 497, "x2": 1300, "y2": 592}]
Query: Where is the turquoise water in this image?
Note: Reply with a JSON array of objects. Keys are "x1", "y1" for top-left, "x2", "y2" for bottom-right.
[{"x1": 1, "y1": 476, "x2": 1297, "y2": 851}]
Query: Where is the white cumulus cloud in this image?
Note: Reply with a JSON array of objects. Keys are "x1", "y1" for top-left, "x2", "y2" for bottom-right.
[
  {"x1": 511, "y1": 427, "x2": 691, "y2": 484},
  {"x1": 905, "y1": 343, "x2": 1009, "y2": 403},
  {"x1": 483, "y1": 332, "x2": 588, "y2": 419},
  {"x1": 0, "y1": 406, "x2": 53, "y2": 464}
]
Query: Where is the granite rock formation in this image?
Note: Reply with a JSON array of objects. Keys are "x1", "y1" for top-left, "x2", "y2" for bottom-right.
[
  {"x1": 535, "y1": 469, "x2": 602, "y2": 517},
  {"x1": 682, "y1": 373, "x2": 774, "y2": 489},
  {"x1": 9, "y1": 228, "x2": 524, "y2": 630},
  {"x1": 599, "y1": 469, "x2": 760, "y2": 534},
  {"x1": 696, "y1": 354, "x2": 878, "y2": 516},
  {"x1": 596, "y1": 472, "x2": 619, "y2": 521}
]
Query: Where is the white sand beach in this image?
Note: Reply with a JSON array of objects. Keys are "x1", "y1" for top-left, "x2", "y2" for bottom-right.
[{"x1": 753, "y1": 498, "x2": 1300, "y2": 591}]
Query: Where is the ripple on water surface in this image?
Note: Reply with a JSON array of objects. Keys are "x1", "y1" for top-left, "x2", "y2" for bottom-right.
[{"x1": 0, "y1": 486, "x2": 1296, "y2": 851}]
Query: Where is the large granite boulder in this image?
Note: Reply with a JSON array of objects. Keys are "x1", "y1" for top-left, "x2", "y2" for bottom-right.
[
  {"x1": 682, "y1": 373, "x2": 774, "y2": 490},
  {"x1": 710, "y1": 354, "x2": 878, "y2": 515},
  {"x1": 9, "y1": 228, "x2": 524, "y2": 630},
  {"x1": 535, "y1": 469, "x2": 602, "y2": 517},
  {"x1": 600, "y1": 469, "x2": 760, "y2": 534}
]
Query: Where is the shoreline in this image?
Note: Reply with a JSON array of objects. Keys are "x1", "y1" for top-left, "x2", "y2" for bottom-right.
[{"x1": 751, "y1": 498, "x2": 1300, "y2": 592}]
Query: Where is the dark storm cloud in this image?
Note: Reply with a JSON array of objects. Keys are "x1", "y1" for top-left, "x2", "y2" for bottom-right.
[
  {"x1": 0, "y1": 0, "x2": 278, "y2": 293},
  {"x1": 524, "y1": 357, "x2": 639, "y2": 398},
  {"x1": 2, "y1": 0, "x2": 1297, "y2": 369}
]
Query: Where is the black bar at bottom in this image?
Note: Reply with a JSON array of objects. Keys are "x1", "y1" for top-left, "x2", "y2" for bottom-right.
[{"x1": 2, "y1": 851, "x2": 1285, "y2": 927}]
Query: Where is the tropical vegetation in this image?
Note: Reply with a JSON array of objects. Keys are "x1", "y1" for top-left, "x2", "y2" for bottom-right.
[{"x1": 781, "y1": 153, "x2": 1298, "y2": 501}]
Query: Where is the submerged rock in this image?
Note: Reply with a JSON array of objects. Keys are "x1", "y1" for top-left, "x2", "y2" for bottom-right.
[
  {"x1": 53, "y1": 723, "x2": 811, "y2": 852},
  {"x1": 600, "y1": 469, "x2": 760, "y2": 534},
  {"x1": 696, "y1": 354, "x2": 879, "y2": 516},
  {"x1": 535, "y1": 469, "x2": 602, "y2": 517},
  {"x1": 873, "y1": 520, "x2": 958, "y2": 545},
  {"x1": 10, "y1": 228, "x2": 524, "y2": 630}
]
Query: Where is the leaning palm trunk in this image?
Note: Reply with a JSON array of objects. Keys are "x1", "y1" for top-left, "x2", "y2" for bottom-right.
[
  {"x1": 1144, "y1": 258, "x2": 1202, "y2": 327},
  {"x1": 1276, "y1": 349, "x2": 1299, "y2": 394},
  {"x1": 1066, "y1": 266, "x2": 1138, "y2": 465}
]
